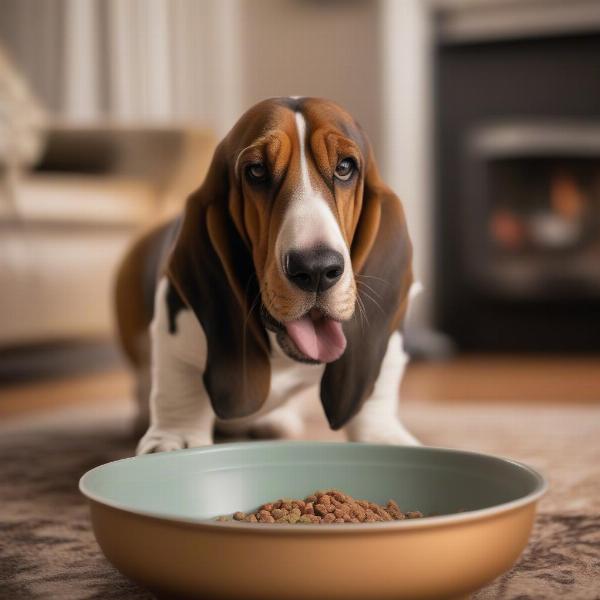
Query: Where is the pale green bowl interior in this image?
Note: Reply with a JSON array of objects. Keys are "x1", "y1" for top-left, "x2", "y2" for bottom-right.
[{"x1": 80, "y1": 442, "x2": 545, "y2": 522}]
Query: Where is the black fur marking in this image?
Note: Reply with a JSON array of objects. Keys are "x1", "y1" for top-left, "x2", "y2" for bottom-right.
[
  {"x1": 276, "y1": 97, "x2": 303, "y2": 112},
  {"x1": 141, "y1": 217, "x2": 182, "y2": 323},
  {"x1": 166, "y1": 281, "x2": 187, "y2": 334}
]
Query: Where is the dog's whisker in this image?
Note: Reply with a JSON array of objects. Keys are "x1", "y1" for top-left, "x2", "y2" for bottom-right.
[
  {"x1": 356, "y1": 273, "x2": 388, "y2": 285},
  {"x1": 355, "y1": 293, "x2": 368, "y2": 331},
  {"x1": 356, "y1": 280, "x2": 382, "y2": 298},
  {"x1": 358, "y1": 288, "x2": 385, "y2": 316}
]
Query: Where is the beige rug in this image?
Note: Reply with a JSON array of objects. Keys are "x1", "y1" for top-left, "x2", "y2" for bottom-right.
[{"x1": 0, "y1": 397, "x2": 598, "y2": 599}]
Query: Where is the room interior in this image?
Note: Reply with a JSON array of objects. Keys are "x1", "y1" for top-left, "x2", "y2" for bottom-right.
[{"x1": 0, "y1": 1, "x2": 599, "y2": 598}]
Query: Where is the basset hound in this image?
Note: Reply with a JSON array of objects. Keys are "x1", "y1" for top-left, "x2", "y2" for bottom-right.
[{"x1": 115, "y1": 97, "x2": 420, "y2": 454}]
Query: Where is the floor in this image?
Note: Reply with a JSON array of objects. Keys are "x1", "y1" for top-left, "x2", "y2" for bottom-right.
[
  {"x1": 401, "y1": 355, "x2": 600, "y2": 404},
  {"x1": 2, "y1": 354, "x2": 599, "y2": 599},
  {"x1": 1, "y1": 354, "x2": 599, "y2": 421}
]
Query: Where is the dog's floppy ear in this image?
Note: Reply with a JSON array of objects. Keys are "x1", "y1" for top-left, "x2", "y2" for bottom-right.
[
  {"x1": 320, "y1": 154, "x2": 413, "y2": 429},
  {"x1": 166, "y1": 142, "x2": 271, "y2": 419}
]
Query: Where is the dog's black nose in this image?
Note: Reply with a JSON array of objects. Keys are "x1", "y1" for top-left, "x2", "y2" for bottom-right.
[{"x1": 285, "y1": 247, "x2": 344, "y2": 293}]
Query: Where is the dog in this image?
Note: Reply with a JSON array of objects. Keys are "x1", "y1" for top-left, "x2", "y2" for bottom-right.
[{"x1": 114, "y1": 97, "x2": 420, "y2": 454}]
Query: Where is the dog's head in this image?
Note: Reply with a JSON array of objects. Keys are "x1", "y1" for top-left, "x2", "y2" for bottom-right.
[{"x1": 168, "y1": 98, "x2": 412, "y2": 428}]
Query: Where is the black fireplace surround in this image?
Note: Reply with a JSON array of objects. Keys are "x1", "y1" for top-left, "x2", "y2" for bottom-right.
[{"x1": 435, "y1": 30, "x2": 600, "y2": 351}]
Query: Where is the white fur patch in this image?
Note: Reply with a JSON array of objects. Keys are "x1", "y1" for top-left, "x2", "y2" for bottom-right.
[
  {"x1": 295, "y1": 111, "x2": 312, "y2": 193},
  {"x1": 275, "y1": 112, "x2": 351, "y2": 280}
]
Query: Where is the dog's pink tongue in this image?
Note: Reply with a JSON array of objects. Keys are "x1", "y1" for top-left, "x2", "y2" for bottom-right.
[{"x1": 285, "y1": 315, "x2": 346, "y2": 363}]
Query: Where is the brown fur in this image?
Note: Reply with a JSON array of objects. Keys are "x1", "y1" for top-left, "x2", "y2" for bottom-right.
[
  {"x1": 114, "y1": 222, "x2": 176, "y2": 367},
  {"x1": 322, "y1": 184, "x2": 413, "y2": 428}
]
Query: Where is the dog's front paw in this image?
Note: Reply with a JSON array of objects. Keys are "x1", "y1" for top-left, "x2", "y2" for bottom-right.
[{"x1": 136, "y1": 427, "x2": 211, "y2": 455}]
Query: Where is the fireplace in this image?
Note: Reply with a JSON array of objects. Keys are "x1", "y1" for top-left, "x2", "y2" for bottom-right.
[{"x1": 434, "y1": 21, "x2": 600, "y2": 351}]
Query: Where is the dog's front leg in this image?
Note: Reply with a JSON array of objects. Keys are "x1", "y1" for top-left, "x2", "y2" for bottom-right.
[
  {"x1": 137, "y1": 279, "x2": 214, "y2": 455},
  {"x1": 343, "y1": 331, "x2": 420, "y2": 446}
]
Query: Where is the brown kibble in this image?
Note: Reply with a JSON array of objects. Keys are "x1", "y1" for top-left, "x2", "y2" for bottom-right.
[
  {"x1": 257, "y1": 512, "x2": 275, "y2": 523},
  {"x1": 354, "y1": 507, "x2": 366, "y2": 521},
  {"x1": 217, "y1": 490, "x2": 425, "y2": 525},
  {"x1": 257, "y1": 510, "x2": 275, "y2": 523},
  {"x1": 386, "y1": 500, "x2": 402, "y2": 519}
]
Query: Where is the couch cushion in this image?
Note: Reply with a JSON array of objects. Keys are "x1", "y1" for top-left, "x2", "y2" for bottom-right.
[{"x1": 1, "y1": 175, "x2": 157, "y2": 226}]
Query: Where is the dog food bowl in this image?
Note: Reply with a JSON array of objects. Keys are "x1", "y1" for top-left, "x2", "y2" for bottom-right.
[{"x1": 80, "y1": 442, "x2": 546, "y2": 600}]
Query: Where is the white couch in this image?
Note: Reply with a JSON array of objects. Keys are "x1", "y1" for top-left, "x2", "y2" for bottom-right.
[{"x1": 0, "y1": 125, "x2": 215, "y2": 348}]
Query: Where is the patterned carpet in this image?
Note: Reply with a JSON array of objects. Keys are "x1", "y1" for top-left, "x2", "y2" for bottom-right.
[{"x1": 1, "y1": 397, "x2": 599, "y2": 599}]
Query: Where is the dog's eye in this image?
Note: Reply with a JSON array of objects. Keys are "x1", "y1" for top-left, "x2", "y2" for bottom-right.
[
  {"x1": 334, "y1": 158, "x2": 356, "y2": 181},
  {"x1": 246, "y1": 162, "x2": 267, "y2": 183}
]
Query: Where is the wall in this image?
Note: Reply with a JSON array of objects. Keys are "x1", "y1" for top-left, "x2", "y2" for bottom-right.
[
  {"x1": 0, "y1": 0, "x2": 383, "y2": 153},
  {"x1": 0, "y1": 0, "x2": 65, "y2": 113},
  {"x1": 240, "y1": 0, "x2": 383, "y2": 158},
  {"x1": 0, "y1": 0, "x2": 242, "y2": 132}
]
